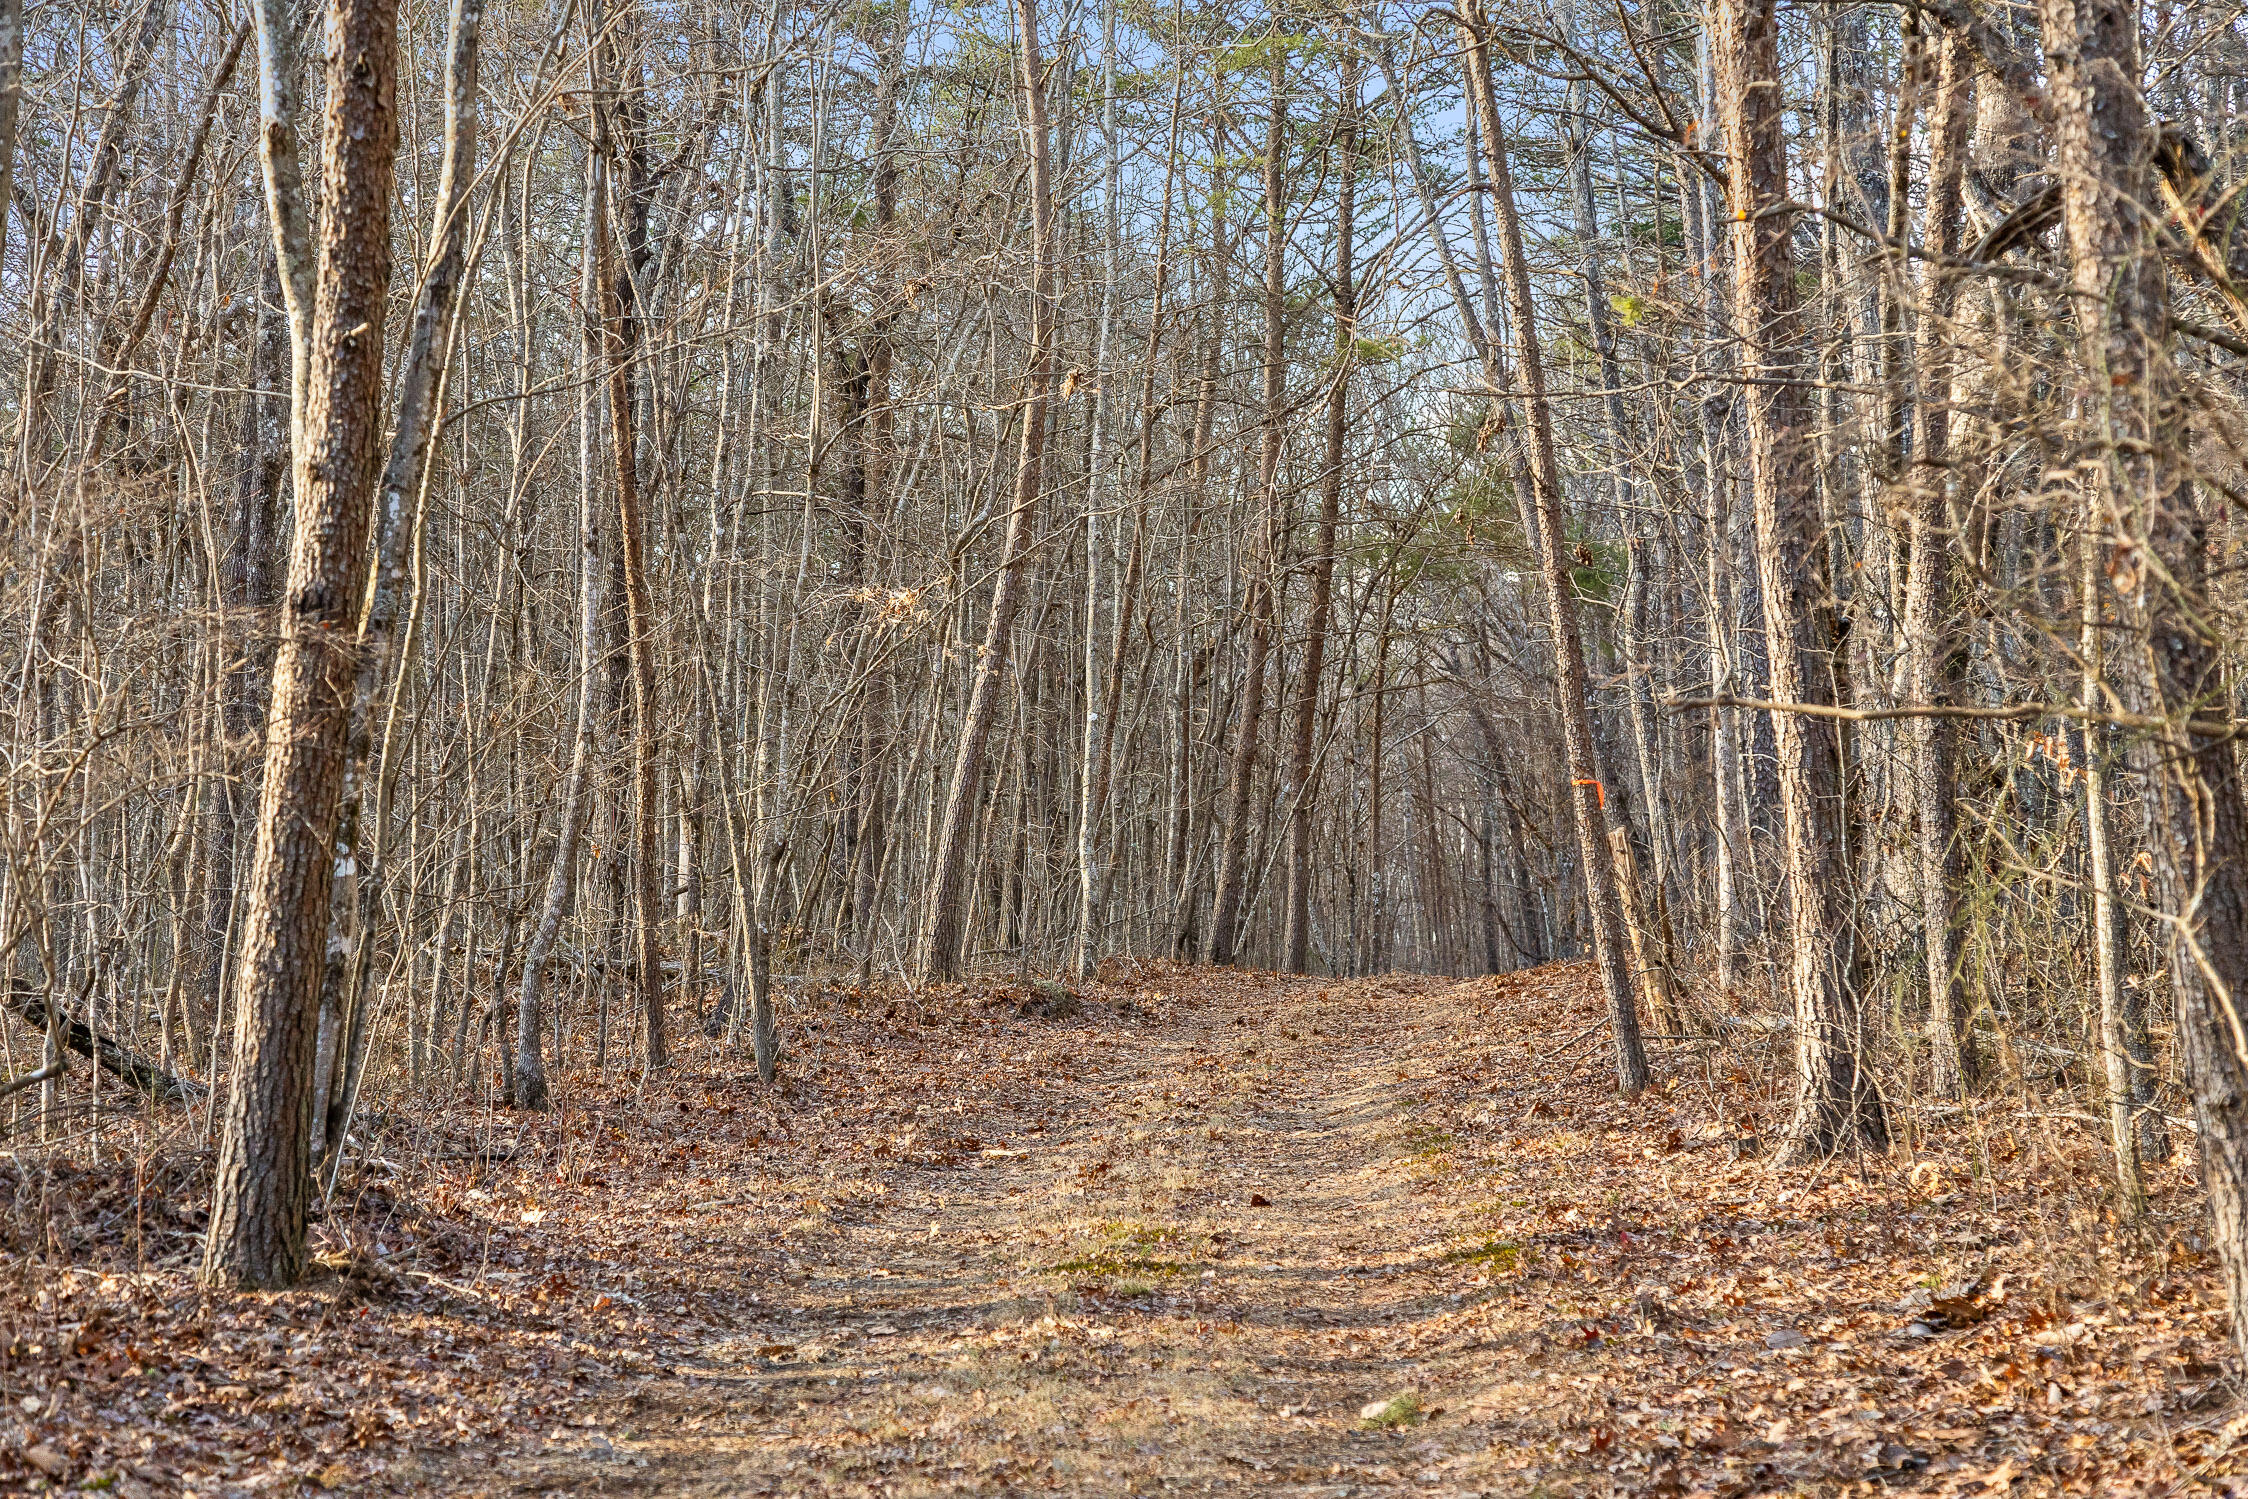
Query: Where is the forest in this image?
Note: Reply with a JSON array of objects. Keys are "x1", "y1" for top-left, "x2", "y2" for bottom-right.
[{"x1": 5, "y1": 0, "x2": 2248, "y2": 1489}]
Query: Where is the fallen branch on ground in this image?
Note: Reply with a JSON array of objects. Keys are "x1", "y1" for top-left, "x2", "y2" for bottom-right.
[{"x1": 10, "y1": 984, "x2": 206, "y2": 1103}]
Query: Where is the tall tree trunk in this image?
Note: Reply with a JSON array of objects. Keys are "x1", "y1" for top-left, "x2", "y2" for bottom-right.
[
  {"x1": 592, "y1": 12, "x2": 665, "y2": 1065},
  {"x1": 1165, "y1": 172, "x2": 1227, "y2": 959},
  {"x1": 200, "y1": 0, "x2": 400, "y2": 1290},
  {"x1": 312, "y1": 0, "x2": 488, "y2": 1163},
  {"x1": 1367, "y1": 579, "x2": 1395, "y2": 973},
  {"x1": 1716, "y1": 0, "x2": 1887, "y2": 1157},
  {"x1": 1459, "y1": 0, "x2": 1648, "y2": 1094},
  {"x1": 918, "y1": 0, "x2": 1056, "y2": 979},
  {"x1": 1207, "y1": 45, "x2": 1288, "y2": 968},
  {"x1": 851, "y1": 18, "x2": 904, "y2": 973},
  {"x1": 2040, "y1": 0, "x2": 2248, "y2": 1355},
  {"x1": 1571, "y1": 48, "x2": 1681, "y2": 1005},
  {"x1": 208, "y1": 258, "x2": 294, "y2": 1015},
  {"x1": 1071, "y1": 0, "x2": 1125, "y2": 980},
  {"x1": 1907, "y1": 37, "x2": 1977, "y2": 1097},
  {"x1": 513, "y1": 152, "x2": 606, "y2": 1112},
  {"x1": 1680, "y1": 40, "x2": 1746, "y2": 1002},
  {"x1": 1281, "y1": 47, "x2": 1354, "y2": 976},
  {"x1": 2081, "y1": 518, "x2": 2146, "y2": 1218}
]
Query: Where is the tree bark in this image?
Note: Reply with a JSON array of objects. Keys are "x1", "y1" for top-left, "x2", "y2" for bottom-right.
[
  {"x1": 2040, "y1": 0, "x2": 2248, "y2": 1354},
  {"x1": 1071, "y1": 0, "x2": 1127, "y2": 980},
  {"x1": 13, "y1": 983, "x2": 205, "y2": 1103},
  {"x1": 2080, "y1": 519, "x2": 2145, "y2": 1218},
  {"x1": 249, "y1": 0, "x2": 318, "y2": 456},
  {"x1": 312, "y1": 0, "x2": 488, "y2": 1161},
  {"x1": 0, "y1": 0, "x2": 21, "y2": 270},
  {"x1": 1282, "y1": 47, "x2": 1354, "y2": 977},
  {"x1": 591, "y1": 12, "x2": 666, "y2": 1065},
  {"x1": 200, "y1": 0, "x2": 401, "y2": 1290},
  {"x1": 1716, "y1": 0, "x2": 1886, "y2": 1156},
  {"x1": 1164, "y1": 168, "x2": 1228, "y2": 960},
  {"x1": 1907, "y1": 37, "x2": 1977, "y2": 1097}
]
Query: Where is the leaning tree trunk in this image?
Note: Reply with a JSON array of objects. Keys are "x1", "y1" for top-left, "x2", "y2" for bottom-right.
[
  {"x1": 1460, "y1": 0, "x2": 1648, "y2": 1094},
  {"x1": 2039, "y1": 0, "x2": 2248, "y2": 1356},
  {"x1": 1716, "y1": 0, "x2": 1886, "y2": 1158},
  {"x1": 1561, "y1": 11, "x2": 1678, "y2": 1007},
  {"x1": 918, "y1": 0, "x2": 1056, "y2": 979},
  {"x1": 200, "y1": 0, "x2": 400, "y2": 1291}
]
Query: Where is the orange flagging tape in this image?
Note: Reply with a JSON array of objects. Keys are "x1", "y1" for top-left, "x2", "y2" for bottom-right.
[{"x1": 1572, "y1": 778, "x2": 1605, "y2": 809}]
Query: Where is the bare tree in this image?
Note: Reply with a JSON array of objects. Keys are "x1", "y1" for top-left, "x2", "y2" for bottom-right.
[
  {"x1": 2038, "y1": 0, "x2": 2248, "y2": 1356},
  {"x1": 1281, "y1": 46, "x2": 1355, "y2": 978},
  {"x1": 1206, "y1": 40, "x2": 1288, "y2": 969},
  {"x1": 7, "y1": 0, "x2": 2248, "y2": 1368},
  {"x1": 1460, "y1": 0, "x2": 1647, "y2": 1093},
  {"x1": 513, "y1": 148, "x2": 607, "y2": 1113},
  {"x1": 1716, "y1": 0, "x2": 1884, "y2": 1157},
  {"x1": 919, "y1": 0, "x2": 1057, "y2": 979},
  {"x1": 1905, "y1": 35, "x2": 1975, "y2": 1097},
  {"x1": 591, "y1": 5, "x2": 667, "y2": 1065}
]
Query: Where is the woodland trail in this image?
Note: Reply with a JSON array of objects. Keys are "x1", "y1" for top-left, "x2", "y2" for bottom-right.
[
  {"x1": 468, "y1": 969, "x2": 1508, "y2": 1496},
  {"x1": 383, "y1": 962, "x2": 2246, "y2": 1499},
  {"x1": 18, "y1": 962, "x2": 2238, "y2": 1495}
]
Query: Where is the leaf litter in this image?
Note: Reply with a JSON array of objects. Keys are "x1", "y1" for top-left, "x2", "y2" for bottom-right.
[{"x1": 0, "y1": 959, "x2": 2239, "y2": 1496}]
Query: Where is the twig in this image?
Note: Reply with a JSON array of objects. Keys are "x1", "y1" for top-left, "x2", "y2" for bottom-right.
[{"x1": 1547, "y1": 1020, "x2": 1607, "y2": 1053}]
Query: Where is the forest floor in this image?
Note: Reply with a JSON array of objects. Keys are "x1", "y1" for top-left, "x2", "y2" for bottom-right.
[{"x1": 4, "y1": 960, "x2": 2245, "y2": 1497}]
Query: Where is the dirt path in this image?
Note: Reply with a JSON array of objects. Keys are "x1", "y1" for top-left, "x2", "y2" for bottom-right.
[
  {"x1": 476, "y1": 971, "x2": 1514, "y2": 1497},
  {"x1": 24, "y1": 962, "x2": 2236, "y2": 1495},
  {"x1": 360, "y1": 961, "x2": 2243, "y2": 1499}
]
